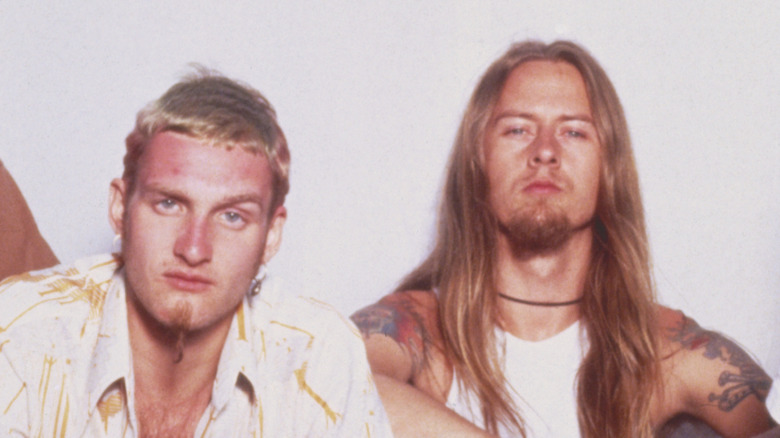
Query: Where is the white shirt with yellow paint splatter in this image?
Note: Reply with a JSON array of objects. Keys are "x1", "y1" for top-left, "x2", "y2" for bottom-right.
[{"x1": 0, "y1": 254, "x2": 392, "y2": 437}]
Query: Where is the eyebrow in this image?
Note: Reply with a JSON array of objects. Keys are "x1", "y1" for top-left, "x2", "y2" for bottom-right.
[
  {"x1": 141, "y1": 185, "x2": 266, "y2": 212},
  {"x1": 216, "y1": 194, "x2": 266, "y2": 211},
  {"x1": 492, "y1": 111, "x2": 595, "y2": 125}
]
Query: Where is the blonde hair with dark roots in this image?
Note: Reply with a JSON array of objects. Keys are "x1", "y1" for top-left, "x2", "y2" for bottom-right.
[
  {"x1": 397, "y1": 40, "x2": 661, "y2": 437},
  {"x1": 123, "y1": 67, "x2": 291, "y2": 211}
]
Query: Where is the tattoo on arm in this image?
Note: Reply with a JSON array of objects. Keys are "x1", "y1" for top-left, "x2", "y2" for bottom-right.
[
  {"x1": 667, "y1": 317, "x2": 772, "y2": 412},
  {"x1": 351, "y1": 298, "x2": 432, "y2": 376}
]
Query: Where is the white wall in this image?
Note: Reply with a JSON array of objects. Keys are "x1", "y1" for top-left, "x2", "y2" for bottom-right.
[{"x1": 2, "y1": 1, "x2": 778, "y2": 379}]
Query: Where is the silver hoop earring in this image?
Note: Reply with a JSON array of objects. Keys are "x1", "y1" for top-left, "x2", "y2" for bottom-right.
[
  {"x1": 249, "y1": 265, "x2": 267, "y2": 296},
  {"x1": 112, "y1": 234, "x2": 122, "y2": 252}
]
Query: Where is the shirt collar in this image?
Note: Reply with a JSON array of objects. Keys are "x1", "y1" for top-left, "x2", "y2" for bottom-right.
[
  {"x1": 87, "y1": 268, "x2": 132, "y2": 411},
  {"x1": 85, "y1": 269, "x2": 263, "y2": 413},
  {"x1": 212, "y1": 296, "x2": 262, "y2": 410}
]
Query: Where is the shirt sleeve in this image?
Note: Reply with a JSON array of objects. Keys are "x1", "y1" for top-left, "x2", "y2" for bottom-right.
[
  {"x1": 0, "y1": 349, "x2": 31, "y2": 436},
  {"x1": 302, "y1": 312, "x2": 393, "y2": 438}
]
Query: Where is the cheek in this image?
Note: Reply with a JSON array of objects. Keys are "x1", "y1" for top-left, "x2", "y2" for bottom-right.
[
  {"x1": 215, "y1": 230, "x2": 266, "y2": 272},
  {"x1": 591, "y1": 153, "x2": 603, "y2": 189},
  {"x1": 484, "y1": 157, "x2": 512, "y2": 196},
  {"x1": 577, "y1": 146, "x2": 602, "y2": 186},
  {"x1": 124, "y1": 212, "x2": 177, "y2": 257},
  {"x1": 584, "y1": 157, "x2": 602, "y2": 209},
  {"x1": 588, "y1": 162, "x2": 601, "y2": 193}
]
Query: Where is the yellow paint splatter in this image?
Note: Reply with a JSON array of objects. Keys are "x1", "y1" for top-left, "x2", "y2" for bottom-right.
[
  {"x1": 53, "y1": 373, "x2": 68, "y2": 437},
  {"x1": 42, "y1": 276, "x2": 109, "y2": 320},
  {"x1": 198, "y1": 406, "x2": 217, "y2": 437},
  {"x1": 0, "y1": 296, "x2": 64, "y2": 334},
  {"x1": 3, "y1": 382, "x2": 25, "y2": 415},
  {"x1": 237, "y1": 302, "x2": 247, "y2": 341},
  {"x1": 38, "y1": 356, "x2": 55, "y2": 425},
  {"x1": 260, "y1": 330, "x2": 266, "y2": 360},
  {"x1": 269, "y1": 321, "x2": 315, "y2": 349},
  {"x1": 0, "y1": 271, "x2": 57, "y2": 289},
  {"x1": 98, "y1": 392, "x2": 124, "y2": 433},
  {"x1": 1, "y1": 272, "x2": 110, "y2": 335},
  {"x1": 60, "y1": 396, "x2": 70, "y2": 438},
  {"x1": 294, "y1": 362, "x2": 340, "y2": 425},
  {"x1": 257, "y1": 392, "x2": 264, "y2": 438}
]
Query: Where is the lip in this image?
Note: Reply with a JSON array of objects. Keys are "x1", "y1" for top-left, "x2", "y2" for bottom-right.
[
  {"x1": 522, "y1": 180, "x2": 562, "y2": 195},
  {"x1": 163, "y1": 271, "x2": 214, "y2": 292}
]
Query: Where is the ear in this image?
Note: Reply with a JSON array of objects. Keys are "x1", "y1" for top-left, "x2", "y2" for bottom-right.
[
  {"x1": 108, "y1": 178, "x2": 127, "y2": 235},
  {"x1": 261, "y1": 205, "x2": 287, "y2": 264}
]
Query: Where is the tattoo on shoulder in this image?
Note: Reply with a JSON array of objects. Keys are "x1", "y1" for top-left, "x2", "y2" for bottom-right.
[
  {"x1": 666, "y1": 317, "x2": 772, "y2": 412},
  {"x1": 351, "y1": 297, "x2": 432, "y2": 373}
]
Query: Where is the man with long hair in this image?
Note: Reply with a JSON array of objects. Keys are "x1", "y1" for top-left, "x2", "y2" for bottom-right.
[
  {"x1": 352, "y1": 40, "x2": 776, "y2": 437},
  {"x1": 0, "y1": 70, "x2": 391, "y2": 437}
]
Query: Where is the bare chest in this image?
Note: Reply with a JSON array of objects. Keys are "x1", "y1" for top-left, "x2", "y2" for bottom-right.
[{"x1": 135, "y1": 390, "x2": 211, "y2": 438}]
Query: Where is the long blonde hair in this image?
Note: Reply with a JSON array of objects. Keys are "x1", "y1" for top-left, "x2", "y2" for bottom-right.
[{"x1": 398, "y1": 40, "x2": 660, "y2": 437}]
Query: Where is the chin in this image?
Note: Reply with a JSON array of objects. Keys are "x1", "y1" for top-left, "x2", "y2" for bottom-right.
[
  {"x1": 501, "y1": 207, "x2": 573, "y2": 252},
  {"x1": 153, "y1": 299, "x2": 194, "y2": 333}
]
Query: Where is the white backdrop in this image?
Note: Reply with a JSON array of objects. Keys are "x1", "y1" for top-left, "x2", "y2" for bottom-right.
[{"x1": 2, "y1": 1, "x2": 778, "y2": 383}]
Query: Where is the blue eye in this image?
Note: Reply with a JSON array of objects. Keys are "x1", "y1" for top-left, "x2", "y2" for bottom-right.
[
  {"x1": 158, "y1": 199, "x2": 177, "y2": 209},
  {"x1": 506, "y1": 127, "x2": 532, "y2": 137},
  {"x1": 221, "y1": 211, "x2": 248, "y2": 228},
  {"x1": 153, "y1": 198, "x2": 183, "y2": 215},
  {"x1": 225, "y1": 212, "x2": 242, "y2": 222},
  {"x1": 566, "y1": 130, "x2": 585, "y2": 139}
]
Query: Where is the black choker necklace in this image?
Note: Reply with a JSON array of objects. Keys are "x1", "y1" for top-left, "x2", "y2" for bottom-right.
[{"x1": 497, "y1": 292, "x2": 583, "y2": 307}]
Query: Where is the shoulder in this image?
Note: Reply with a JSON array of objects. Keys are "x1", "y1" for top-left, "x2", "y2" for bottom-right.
[
  {"x1": 351, "y1": 289, "x2": 441, "y2": 355},
  {"x1": 248, "y1": 275, "x2": 366, "y2": 356},
  {"x1": 655, "y1": 305, "x2": 774, "y2": 435},
  {"x1": 656, "y1": 305, "x2": 770, "y2": 400},
  {"x1": 657, "y1": 306, "x2": 764, "y2": 381},
  {"x1": 0, "y1": 253, "x2": 118, "y2": 292},
  {"x1": 382, "y1": 289, "x2": 439, "y2": 309},
  {"x1": 243, "y1": 278, "x2": 392, "y2": 437},
  {"x1": 0, "y1": 254, "x2": 118, "y2": 333},
  {"x1": 351, "y1": 289, "x2": 453, "y2": 400},
  {"x1": 358, "y1": 288, "x2": 439, "y2": 315},
  {"x1": 353, "y1": 289, "x2": 438, "y2": 332},
  {"x1": 0, "y1": 255, "x2": 120, "y2": 421}
]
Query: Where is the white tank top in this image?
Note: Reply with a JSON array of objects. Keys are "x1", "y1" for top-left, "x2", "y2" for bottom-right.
[{"x1": 446, "y1": 321, "x2": 587, "y2": 437}]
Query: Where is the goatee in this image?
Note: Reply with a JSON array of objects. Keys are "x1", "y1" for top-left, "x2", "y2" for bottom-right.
[
  {"x1": 170, "y1": 300, "x2": 193, "y2": 364},
  {"x1": 498, "y1": 203, "x2": 575, "y2": 253}
]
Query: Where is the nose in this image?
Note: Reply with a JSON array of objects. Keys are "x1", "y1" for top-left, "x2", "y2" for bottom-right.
[
  {"x1": 174, "y1": 217, "x2": 213, "y2": 266},
  {"x1": 528, "y1": 129, "x2": 560, "y2": 168}
]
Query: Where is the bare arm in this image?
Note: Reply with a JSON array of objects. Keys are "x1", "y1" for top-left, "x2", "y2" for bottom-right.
[
  {"x1": 350, "y1": 292, "x2": 429, "y2": 382},
  {"x1": 351, "y1": 291, "x2": 492, "y2": 437},
  {"x1": 664, "y1": 313, "x2": 776, "y2": 437}
]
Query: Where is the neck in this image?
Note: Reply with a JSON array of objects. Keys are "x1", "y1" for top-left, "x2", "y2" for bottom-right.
[
  {"x1": 125, "y1": 293, "x2": 232, "y2": 402},
  {"x1": 125, "y1": 291, "x2": 234, "y2": 436},
  {"x1": 494, "y1": 224, "x2": 592, "y2": 341}
]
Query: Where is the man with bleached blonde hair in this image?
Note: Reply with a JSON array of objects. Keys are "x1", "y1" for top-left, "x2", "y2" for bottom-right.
[
  {"x1": 0, "y1": 70, "x2": 391, "y2": 437},
  {"x1": 352, "y1": 40, "x2": 776, "y2": 437}
]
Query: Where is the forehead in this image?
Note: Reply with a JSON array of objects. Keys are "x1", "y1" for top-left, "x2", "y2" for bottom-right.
[
  {"x1": 136, "y1": 131, "x2": 274, "y2": 206},
  {"x1": 495, "y1": 60, "x2": 592, "y2": 116}
]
